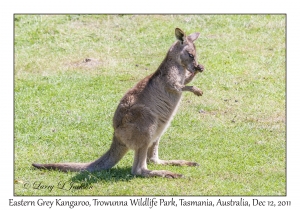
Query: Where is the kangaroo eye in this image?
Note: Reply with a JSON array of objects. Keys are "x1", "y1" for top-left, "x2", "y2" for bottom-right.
[{"x1": 188, "y1": 53, "x2": 194, "y2": 58}]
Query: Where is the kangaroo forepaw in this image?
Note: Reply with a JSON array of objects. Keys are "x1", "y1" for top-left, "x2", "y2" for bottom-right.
[{"x1": 192, "y1": 87, "x2": 203, "y2": 96}]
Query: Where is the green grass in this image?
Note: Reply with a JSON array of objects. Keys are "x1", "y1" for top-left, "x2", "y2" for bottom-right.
[{"x1": 14, "y1": 14, "x2": 286, "y2": 196}]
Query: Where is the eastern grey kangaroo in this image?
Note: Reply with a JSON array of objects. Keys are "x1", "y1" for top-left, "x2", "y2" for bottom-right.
[{"x1": 33, "y1": 28, "x2": 205, "y2": 178}]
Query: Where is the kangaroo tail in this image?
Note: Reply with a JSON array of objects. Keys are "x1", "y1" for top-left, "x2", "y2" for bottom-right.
[
  {"x1": 32, "y1": 162, "x2": 89, "y2": 172},
  {"x1": 32, "y1": 135, "x2": 128, "y2": 172}
]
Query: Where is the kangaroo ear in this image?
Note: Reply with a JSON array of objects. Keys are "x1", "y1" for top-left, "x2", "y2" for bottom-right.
[
  {"x1": 175, "y1": 28, "x2": 186, "y2": 43},
  {"x1": 187, "y1": 32, "x2": 200, "y2": 42}
]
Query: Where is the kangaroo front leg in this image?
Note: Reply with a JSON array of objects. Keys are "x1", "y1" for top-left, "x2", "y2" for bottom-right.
[
  {"x1": 184, "y1": 64, "x2": 205, "y2": 85},
  {"x1": 171, "y1": 83, "x2": 203, "y2": 96},
  {"x1": 167, "y1": 83, "x2": 203, "y2": 96},
  {"x1": 132, "y1": 145, "x2": 183, "y2": 178},
  {"x1": 182, "y1": 85, "x2": 203, "y2": 96},
  {"x1": 184, "y1": 71, "x2": 199, "y2": 85}
]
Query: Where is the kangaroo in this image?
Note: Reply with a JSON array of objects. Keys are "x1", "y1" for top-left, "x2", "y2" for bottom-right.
[{"x1": 32, "y1": 28, "x2": 205, "y2": 178}]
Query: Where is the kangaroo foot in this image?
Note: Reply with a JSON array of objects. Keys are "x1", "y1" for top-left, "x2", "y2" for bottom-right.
[
  {"x1": 148, "y1": 159, "x2": 199, "y2": 167},
  {"x1": 136, "y1": 169, "x2": 184, "y2": 178}
]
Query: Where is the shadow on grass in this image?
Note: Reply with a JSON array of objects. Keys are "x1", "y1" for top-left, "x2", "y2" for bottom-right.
[{"x1": 69, "y1": 166, "x2": 136, "y2": 187}]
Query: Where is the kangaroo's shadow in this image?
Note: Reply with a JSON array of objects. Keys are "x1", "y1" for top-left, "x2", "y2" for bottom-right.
[{"x1": 69, "y1": 166, "x2": 135, "y2": 187}]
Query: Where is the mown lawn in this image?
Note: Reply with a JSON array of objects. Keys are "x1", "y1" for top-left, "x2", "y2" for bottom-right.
[{"x1": 14, "y1": 14, "x2": 285, "y2": 195}]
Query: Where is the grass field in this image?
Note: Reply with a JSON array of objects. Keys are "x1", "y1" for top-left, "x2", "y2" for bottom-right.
[{"x1": 14, "y1": 14, "x2": 286, "y2": 196}]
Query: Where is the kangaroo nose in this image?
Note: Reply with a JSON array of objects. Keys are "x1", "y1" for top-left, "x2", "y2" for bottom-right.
[{"x1": 195, "y1": 64, "x2": 205, "y2": 72}]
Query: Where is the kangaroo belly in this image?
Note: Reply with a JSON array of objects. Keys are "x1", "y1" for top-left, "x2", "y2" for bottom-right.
[
  {"x1": 114, "y1": 93, "x2": 182, "y2": 149},
  {"x1": 152, "y1": 94, "x2": 182, "y2": 142}
]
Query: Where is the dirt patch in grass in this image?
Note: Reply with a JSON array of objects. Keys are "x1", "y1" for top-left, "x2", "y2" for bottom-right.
[
  {"x1": 65, "y1": 58, "x2": 102, "y2": 70},
  {"x1": 245, "y1": 113, "x2": 285, "y2": 124}
]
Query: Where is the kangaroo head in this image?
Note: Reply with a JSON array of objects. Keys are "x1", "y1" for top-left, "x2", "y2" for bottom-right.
[{"x1": 174, "y1": 28, "x2": 204, "y2": 73}]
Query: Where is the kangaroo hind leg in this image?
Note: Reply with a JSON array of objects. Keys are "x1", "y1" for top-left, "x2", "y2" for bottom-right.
[
  {"x1": 147, "y1": 138, "x2": 199, "y2": 167},
  {"x1": 132, "y1": 145, "x2": 183, "y2": 178}
]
